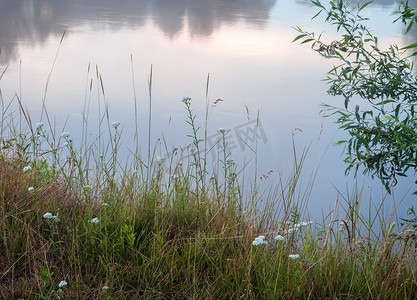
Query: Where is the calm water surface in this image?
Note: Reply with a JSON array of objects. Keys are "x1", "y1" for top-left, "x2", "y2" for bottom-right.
[{"x1": 1, "y1": 0, "x2": 416, "y2": 220}]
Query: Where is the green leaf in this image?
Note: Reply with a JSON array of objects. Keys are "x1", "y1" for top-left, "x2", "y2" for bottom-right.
[
  {"x1": 406, "y1": 20, "x2": 414, "y2": 33},
  {"x1": 374, "y1": 100, "x2": 396, "y2": 105},
  {"x1": 311, "y1": 0, "x2": 324, "y2": 9},
  {"x1": 332, "y1": 48, "x2": 344, "y2": 60},
  {"x1": 301, "y1": 38, "x2": 315, "y2": 44},
  {"x1": 355, "y1": 105, "x2": 360, "y2": 122},
  {"x1": 395, "y1": 104, "x2": 401, "y2": 117},
  {"x1": 292, "y1": 34, "x2": 307, "y2": 42},
  {"x1": 358, "y1": 1, "x2": 373, "y2": 12},
  {"x1": 312, "y1": 9, "x2": 323, "y2": 20},
  {"x1": 401, "y1": 42, "x2": 417, "y2": 50}
]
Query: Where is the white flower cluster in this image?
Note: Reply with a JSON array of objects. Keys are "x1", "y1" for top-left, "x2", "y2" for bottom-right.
[
  {"x1": 61, "y1": 131, "x2": 70, "y2": 138},
  {"x1": 189, "y1": 147, "x2": 197, "y2": 156},
  {"x1": 91, "y1": 217, "x2": 100, "y2": 224},
  {"x1": 289, "y1": 254, "x2": 300, "y2": 260},
  {"x1": 275, "y1": 234, "x2": 284, "y2": 241},
  {"x1": 43, "y1": 212, "x2": 60, "y2": 222},
  {"x1": 252, "y1": 235, "x2": 268, "y2": 246},
  {"x1": 23, "y1": 166, "x2": 32, "y2": 172},
  {"x1": 155, "y1": 155, "x2": 166, "y2": 164},
  {"x1": 112, "y1": 122, "x2": 120, "y2": 129},
  {"x1": 58, "y1": 280, "x2": 67, "y2": 288},
  {"x1": 286, "y1": 221, "x2": 313, "y2": 233}
]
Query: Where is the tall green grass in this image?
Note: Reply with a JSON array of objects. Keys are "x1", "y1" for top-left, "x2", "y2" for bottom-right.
[{"x1": 0, "y1": 64, "x2": 416, "y2": 299}]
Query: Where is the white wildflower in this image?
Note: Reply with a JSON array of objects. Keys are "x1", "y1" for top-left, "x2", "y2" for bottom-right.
[
  {"x1": 112, "y1": 122, "x2": 120, "y2": 129},
  {"x1": 43, "y1": 212, "x2": 59, "y2": 222},
  {"x1": 28, "y1": 187, "x2": 34, "y2": 192},
  {"x1": 289, "y1": 254, "x2": 300, "y2": 259},
  {"x1": 287, "y1": 221, "x2": 313, "y2": 233},
  {"x1": 286, "y1": 227, "x2": 299, "y2": 234},
  {"x1": 91, "y1": 217, "x2": 100, "y2": 224},
  {"x1": 23, "y1": 166, "x2": 31, "y2": 172},
  {"x1": 189, "y1": 147, "x2": 197, "y2": 156},
  {"x1": 102, "y1": 285, "x2": 109, "y2": 290},
  {"x1": 275, "y1": 235, "x2": 284, "y2": 241},
  {"x1": 36, "y1": 122, "x2": 44, "y2": 129},
  {"x1": 61, "y1": 132, "x2": 70, "y2": 138},
  {"x1": 43, "y1": 212, "x2": 53, "y2": 219},
  {"x1": 182, "y1": 96, "x2": 191, "y2": 103},
  {"x1": 58, "y1": 280, "x2": 67, "y2": 288},
  {"x1": 155, "y1": 155, "x2": 166, "y2": 164},
  {"x1": 102, "y1": 203, "x2": 110, "y2": 207},
  {"x1": 252, "y1": 235, "x2": 268, "y2": 246}
]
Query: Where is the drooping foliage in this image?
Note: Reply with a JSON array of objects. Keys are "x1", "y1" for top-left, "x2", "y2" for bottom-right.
[{"x1": 294, "y1": 0, "x2": 417, "y2": 192}]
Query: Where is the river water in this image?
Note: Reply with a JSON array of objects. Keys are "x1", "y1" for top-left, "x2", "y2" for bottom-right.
[{"x1": 1, "y1": 0, "x2": 416, "y2": 222}]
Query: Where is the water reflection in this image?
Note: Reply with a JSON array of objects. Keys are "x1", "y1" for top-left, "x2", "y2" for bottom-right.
[
  {"x1": 0, "y1": 0, "x2": 276, "y2": 64},
  {"x1": 153, "y1": 0, "x2": 276, "y2": 38},
  {"x1": 0, "y1": 0, "x2": 415, "y2": 221}
]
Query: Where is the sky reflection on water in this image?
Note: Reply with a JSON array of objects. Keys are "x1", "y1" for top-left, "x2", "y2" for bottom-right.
[{"x1": 0, "y1": 0, "x2": 416, "y2": 221}]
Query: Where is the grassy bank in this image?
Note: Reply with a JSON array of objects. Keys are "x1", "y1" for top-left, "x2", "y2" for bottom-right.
[{"x1": 0, "y1": 91, "x2": 416, "y2": 299}]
